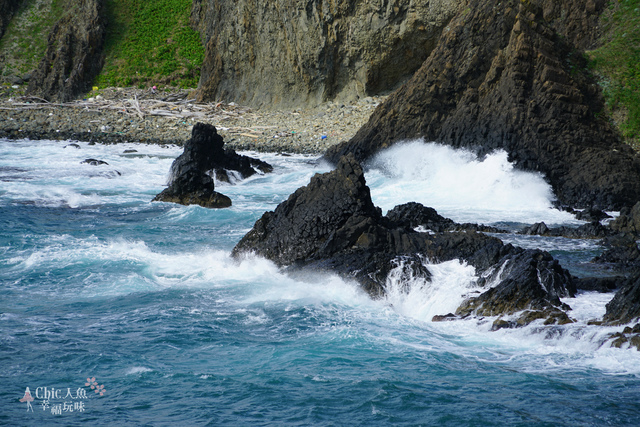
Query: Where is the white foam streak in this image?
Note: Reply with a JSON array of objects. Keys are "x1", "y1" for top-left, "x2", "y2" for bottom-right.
[{"x1": 366, "y1": 140, "x2": 580, "y2": 225}]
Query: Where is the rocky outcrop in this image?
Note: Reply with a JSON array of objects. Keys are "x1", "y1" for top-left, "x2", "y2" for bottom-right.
[
  {"x1": 233, "y1": 154, "x2": 576, "y2": 324},
  {"x1": 386, "y1": 202, "x2": 507, "y2": 234},
  {"x1": 325, "y1": 0, "x2": 640, "y2": 210},
  {"x1": 153, "y1": 123, "x2": 273, "y2": 208},
  {"x1": 610, "y1": 202, "x2": 640, "y2": 236},
  {"x1": 0, "y1": 0, "x2": 24, "y2": 40},
  {"x1": 603, "y1": 277, "x2": 640, "y2": 326},
  {"x1": 519, "y1": 221, "x2": 611, "y2": 239},
  {"x1": 191, "y1": 0, "x2": 462, "y2": 108},
  {"x1": 26, "y1": 0, "x2": 107, "y2": 102},
  {"x1": 456, "y1": 248, "x2": 576, "y2": 329}
]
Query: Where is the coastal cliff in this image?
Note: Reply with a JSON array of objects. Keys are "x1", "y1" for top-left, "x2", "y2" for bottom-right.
[
  {"x1": 325, "y1": 0, "x2": 640, "y2": 210},
  {"x1": 191, "y1": 0, "x2": 462, "y2": 108}
]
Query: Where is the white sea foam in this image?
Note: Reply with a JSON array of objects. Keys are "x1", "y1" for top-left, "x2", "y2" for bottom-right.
[
  {"x1": 125, "y1": 367, "x2": 153, "y2": 375},
  {"x1": 374, "y1": 255, "x2": 640, "y2": 375},
  {"x1": 365, "y1": 140, "x2": 580, "y2": 226},
  {"x1": 384, "y1": 258, "x2": 479, "y2": 322}
]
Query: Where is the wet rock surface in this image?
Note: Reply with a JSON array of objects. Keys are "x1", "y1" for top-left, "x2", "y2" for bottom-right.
[
  {"x1": 153, "y1": 123, "x2": 273, "y2": 208},
  {"x1": 26, "y1": 0, "x2": 107, "y2": 103},
  {"x1": 325, "y1": 0, "x2": 640, "y2": 210},
  {"x1": 233, "y1": 154, "x2": 576, "y2": 325}
]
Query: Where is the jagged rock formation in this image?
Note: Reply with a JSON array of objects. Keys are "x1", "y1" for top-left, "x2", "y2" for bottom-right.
[
  {"x1": 610, "y1": 202, "x2": 640, "y2": 236},
  {"x1": 26, "y1": 0, "x2": 107, "y2": 102},
  {"x1": 0, "y1": 0, "x2": 24, "y2": 40},
  {"x1": 325, "y1": 0, "x2": 640, "y2": 210},
  {"x1": 191, "y1": 0, "x2": 462, "y2": 108},
  {"x1": 604, "y1": 278, "x2": 640, "y2": 326},
  {"x1": 233, "y1": 154, "x2": 576, "y2": 325},
  {"x1": 153, "y1": 123, "x2": 273, "y2": 208}
]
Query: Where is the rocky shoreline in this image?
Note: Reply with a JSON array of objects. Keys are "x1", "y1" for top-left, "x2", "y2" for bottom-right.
[{"x1": 0, "y1": 87, "x2": 383, "y2": 154}]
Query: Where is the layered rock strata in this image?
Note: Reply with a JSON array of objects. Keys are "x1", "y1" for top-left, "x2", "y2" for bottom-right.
[
  {"x1": 26, "y1": 0, "x2": 107, "y2": 102},
  {"x1": 191, "y1": 0, "x2": 462, "y2": 108},
  {"x1": 325, "y1": 0, "x2": 640, "y2": 210},
  {"x1": 233, "y1": 154, "x2": 576, "y2": 326}
]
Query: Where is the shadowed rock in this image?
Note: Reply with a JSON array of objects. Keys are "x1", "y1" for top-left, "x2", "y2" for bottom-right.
[
  {"x1": 603, "y1": 278, "x2": 640, "y2": 326},
  {"x1": 0, "y1": 0, "x2": 24, "y2": 41},
  {"x1": 26, "y1": 0, "x2": 107, "y2": 102},
  {"x1": 324, "y1": 0, "x2": 640, "y2": 210}
]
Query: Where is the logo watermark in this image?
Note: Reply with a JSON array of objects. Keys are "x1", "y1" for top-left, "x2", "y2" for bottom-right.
[{"x1": 19, "y1": 376, "x2": 106, "y2": 416}]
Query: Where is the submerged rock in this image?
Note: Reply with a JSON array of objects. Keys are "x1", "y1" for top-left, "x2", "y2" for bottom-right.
[
  {"x1": 81, "y1": 158, "x2": 108, "y2": 166},
  {"x1": 233, "y1": 154, "x2": 576, "y2": 325},
  {"x1": 324, "y1": 0, "x2": 640, "y2": 210},
  {"x1": 519, "y1": 221, "x2": 611, "y2": 239}
]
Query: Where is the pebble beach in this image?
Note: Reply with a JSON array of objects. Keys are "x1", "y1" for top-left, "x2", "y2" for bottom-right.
[{"x1": 0, "y1": 87, "x2": 383, "y2": 154}]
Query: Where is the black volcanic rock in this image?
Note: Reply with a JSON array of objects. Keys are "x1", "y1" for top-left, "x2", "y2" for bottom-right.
[
  {"x1": 324, "y1": 0, "x2": 640, "y2": 210},
  {"x1": 456, "y1": 248, "x2": 576, "y2": 317},
  {"x1": 153, "y1": 123, "x2": 273, "y2": 208},
  {"x1": 386, "y1": 202, "x2": 507, "y2": 234},
  {"x1": 603, "y1": 277, "x2": 640, "y2": 326},
  {"x1": 610, "y1": 202, "x2": 640, "y2": 236},
  {"x1": 233, "y1": 154, "x2": 576, "y2": 324},
  {"x1": 520, "y1": 221, "x2": 611, "y2": 239}
]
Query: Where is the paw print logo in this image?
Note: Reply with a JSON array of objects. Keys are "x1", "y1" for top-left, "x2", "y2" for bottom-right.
[{"x1": 85, "y1": 377, "x2": 106, "y2": 396}]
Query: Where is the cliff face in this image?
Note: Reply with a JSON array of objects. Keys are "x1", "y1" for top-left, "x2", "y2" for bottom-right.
[
  {"x1": 26, "y1": 0, "x2": 107, "y2": 102},
  {"x1": 0, "y1": 0, "x2": 24, "y2": 40},
  {"x1": 325, "y1": 0, "x2": 640, "y2": 210},
  {"x1": 191, "y1": 0, "x2": 462, "y2": 108}
]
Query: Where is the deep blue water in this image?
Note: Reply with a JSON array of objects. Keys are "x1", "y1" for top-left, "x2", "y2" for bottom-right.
[{"x1": 2, "y1": 139, "x2": 640, "y2": 425}]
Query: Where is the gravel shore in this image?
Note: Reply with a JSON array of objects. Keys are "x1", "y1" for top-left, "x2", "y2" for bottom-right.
[{"x1": 0, "y1": 87, "x2": 383, "y2": 154}]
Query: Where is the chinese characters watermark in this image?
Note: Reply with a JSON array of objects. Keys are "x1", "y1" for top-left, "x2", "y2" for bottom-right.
[{"x1": 19, "y1": 376, "x2": 106, "y2": 416}]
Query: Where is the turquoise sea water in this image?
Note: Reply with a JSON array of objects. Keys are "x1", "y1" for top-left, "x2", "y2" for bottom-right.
[{"x1": 1, "y1": 138, "x2": 640, "y2": 425}]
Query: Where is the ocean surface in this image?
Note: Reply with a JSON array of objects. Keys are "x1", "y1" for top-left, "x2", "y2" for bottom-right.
[{"x1": 1, "y1": 138, "x2": 640, "y2": 425}]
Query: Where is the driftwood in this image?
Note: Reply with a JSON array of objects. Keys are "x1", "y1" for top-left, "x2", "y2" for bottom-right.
[{"x1": 0, "y1": 88, "x2": 259, "y2": 124}]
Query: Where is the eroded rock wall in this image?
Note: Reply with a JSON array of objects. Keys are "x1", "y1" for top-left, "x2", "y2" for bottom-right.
[
  {"x1": 26, "y1": 0, "x2": 106, "y2": 102},
  {"x1": 191, "y1": 0, "x2": 463, "y2": 108},
  {"x1": 325, "y1": 0, "x2": 640, "y2": 210}
]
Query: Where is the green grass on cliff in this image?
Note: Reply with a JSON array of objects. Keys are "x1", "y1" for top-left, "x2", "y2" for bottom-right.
[
  {"x1": 590, "y1": 0, "x2": 640, "y2": 148},
  {"x1": 95, "y1": 0, "x2": 204, "y2": 89},
  {"x1": 0, "y1": 0, "x2": 66, "y2": 78}
]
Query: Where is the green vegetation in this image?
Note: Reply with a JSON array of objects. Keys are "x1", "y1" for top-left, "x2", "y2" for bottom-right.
[
  {"x1": 0, "y1": 0, "x2": 66, "y2": 78},
  {"x1": 589, "y1": 0, "x2": 640, "y2": 148},
  {"x1": 95, "y1": 0, "x2": 204, "y2": 89}
]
